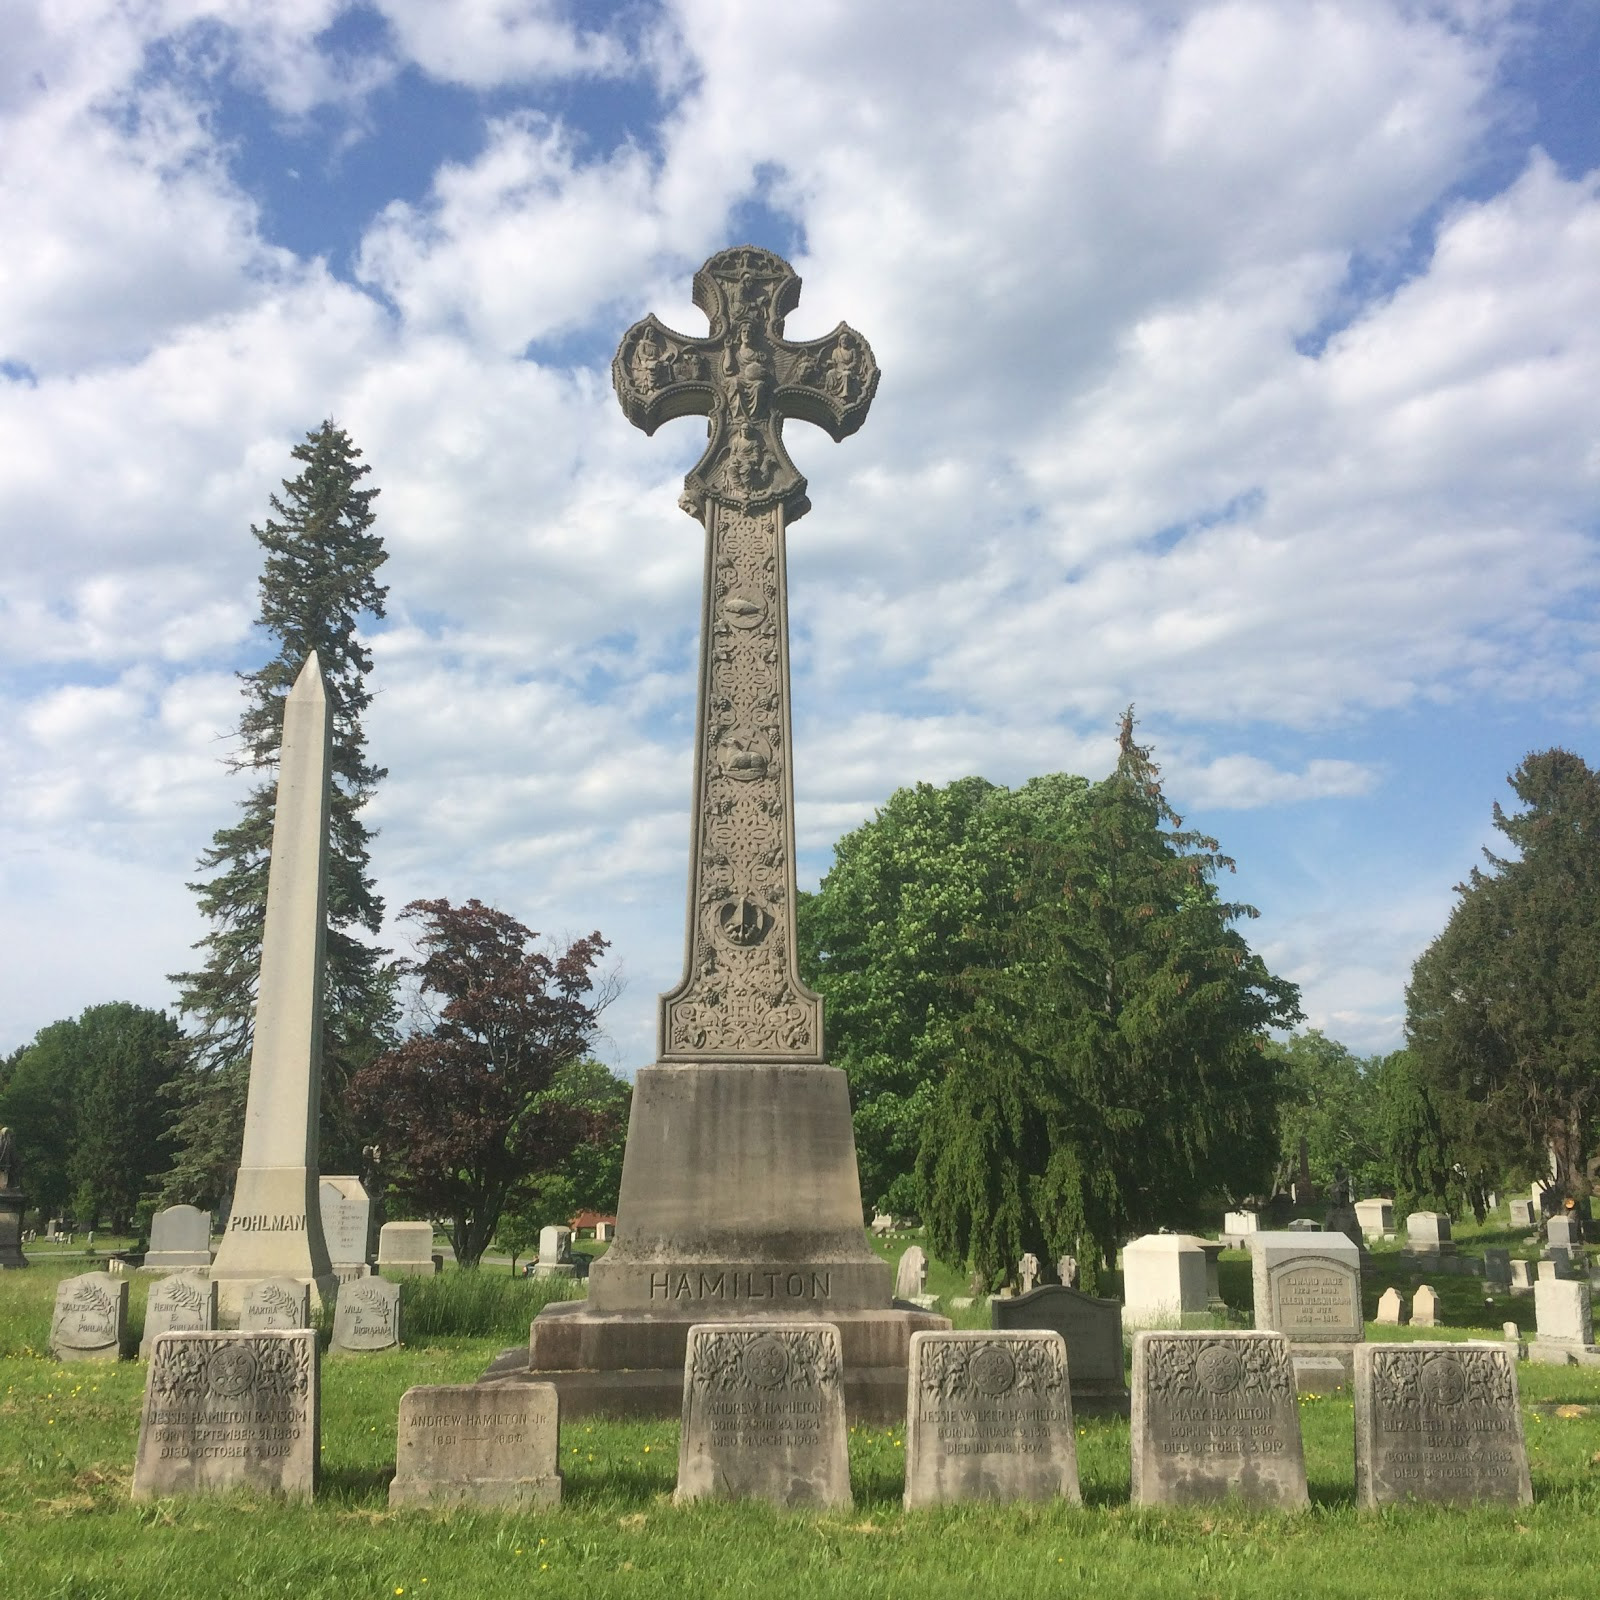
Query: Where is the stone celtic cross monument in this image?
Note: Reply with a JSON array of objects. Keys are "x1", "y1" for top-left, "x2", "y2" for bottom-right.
[{"x1": 520, "y1": 248, "x2": 942, "y2": 1417}]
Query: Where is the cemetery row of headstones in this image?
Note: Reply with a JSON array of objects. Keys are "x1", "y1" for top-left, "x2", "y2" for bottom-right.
[{"x1": 129, "y1": 1320, "x2": 1538, "y2": 1513}]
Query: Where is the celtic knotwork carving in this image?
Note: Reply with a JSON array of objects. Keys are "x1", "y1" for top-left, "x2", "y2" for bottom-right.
[
  {"x1": 917, "y1": 1338, "x2": 1068, "y2": 1401},
  {"x1": 1146, "y1": 1337, "x2": 1292, "y2": 1403},
  {"x1": 689, "y1": 1327, "x2": 841, "y2": 1393},
  {"x1": 148, "y1": 1335, "x2": 312, "y2": 1402}
]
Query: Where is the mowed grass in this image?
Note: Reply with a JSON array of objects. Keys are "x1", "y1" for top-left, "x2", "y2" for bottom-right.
[{"x1": 0, "y1": 1263, "x2": 1597, "y2": 1599}]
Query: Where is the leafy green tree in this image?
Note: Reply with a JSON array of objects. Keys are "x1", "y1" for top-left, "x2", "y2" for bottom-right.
[
  {"x1": 1405, "y1": 749, "x2": 1600, "y2": 1205},
  {"x1": 0, "y1": 1004, "x2": 184, "y2": 1226},
  {"x1": 918, "y1": 716, "x2": 1301, "y2": 1291},
  {"x1": 798, "y1": 773, "x2": 1089, "y2": 1214},
  {"x1": 1268, "y1": 1030, "x2": 1387, "y2": 1200},
  {"x1": 165, "y1": 421, "x2": 394, "y2": 1203},
  {"x1": 1374, "y1": 1047, "x2": 1461, "y2": 1217},
  {"x1": 348, "y1": 899, "x2": 613, "y2": 1268}
]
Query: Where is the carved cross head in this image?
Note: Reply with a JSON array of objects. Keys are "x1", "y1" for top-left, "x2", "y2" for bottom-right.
[{"x1": 613, "y1": 245, "x2": 879, "y2": 521}]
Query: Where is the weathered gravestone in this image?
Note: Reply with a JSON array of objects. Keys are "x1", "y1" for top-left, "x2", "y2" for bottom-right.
[
  {"x1": 1405, "y1": 1211, "x2": 1454, "y2": 1263},
  {"x1": 1131, "y1": 1330, "x2": 1308, "y2": 1509},
  {"x1": 1375, "y1": 1287, "x2": 1406, "y2": 1326},
  {"x1": 676, "y1": 1322, "x2": 850, "y2": 1508},
  {"x1": 1354, "y1": 1342, "x2": 1532, "y2": 1507},
  {"x1": 1509, "y1": 1197, "x2": 1534, "y2": 1228},
  {"x1": 1056, "y1": 1254, "x2": 1079, "y2": 1289},
  {"x1": 1511, "y1": 1259, "x2": 1534, "y2": 1292},
  {"x1": 1540, "y1": 1250, "x2": 1573, "y2": 1280},
  {"x1": 132, "y1": 1330, "x2": 317, "y2": 1500},
  {"x1": 390, "y1": 1383, "x2": 560, "y2": 1508},
  {"x1": 51, "y1": 1271, "x2": 127, "y2": 1361},
  {"x1": 1017, "y1": 1253, "x2": 1040, "y2": 1296},
  {"x1": 319, "y1": 1176, "x2": 372, "y2": 1280},
  {"x1": 240, "y1": 1279, "x2": 310, "y2": 1332},
  {"x1": 1223, "y1": 1210, "x2": 1259, "y2": 1240},
  {"x1": 1412, "y1": 1285, "x2": 1439, "y2": 1328},
  {"x1": 142, "y1": 1205, "x2": 212, "y2": 1272},
  {"x1": 533, "y1": 1224, "x2": 579, "y2": 1279},
  {"x1": 1354, "y1": 1198, "x2": 1394, "y2": 1241},
  {"x1": 894, "y1": 1246, "x2": 928, "y2": 1301},
  {"x1": 903, "y1": 1330, "x2": 1079, "y2": 1507},
  {"x1": 993, "y1": 1284, "x2": 1128, "y2": 1414},
  {"x1": 1547, "y1": 1215, "x2": 1578, "y2": 1251},
  {"x1": 141, "y1": 1273, "x2": 216, "y2": 1358},
  {"x1": 1529, "y1": 1279, "x2": 1598, "y2": 1365},
  {"x1": 1122, "y1": 1234, "x2": 1209, "y2": 1329},
  {"x1": 332, "y1": 1277, "x2": 401, "y2": 1354},
  {"x1": 1483, "y1": 1248, "x2": 1512, "y2": 1293},
  {"x1": 378, "y1": 1221, "x2": 438, "y2": 1277},
  {"x1": 207, "y1": 657, "x2": 338, "y2": 1319},
  {"x1": 1247, "y1": 1231, "x2": 1364, "y2": 1390}
]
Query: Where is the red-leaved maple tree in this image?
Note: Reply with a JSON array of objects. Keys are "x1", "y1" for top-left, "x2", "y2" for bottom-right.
[{"x1": 349, "y1": 898, "x2": 611, "y2": 1267}]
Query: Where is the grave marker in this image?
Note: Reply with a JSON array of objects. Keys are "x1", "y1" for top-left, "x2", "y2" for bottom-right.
[
  {"x1": 240, "y1": 1279, "x2": 310, "y2": 1332},
  {"x1": 143, "y1": 1205, "x2": 212, "y2": 1272},
  {"x1": 50, "y1": 1271, "x2": 127, "y2": 1361},
  {"x1": 1354, "y1": 1343, "x2": 1531, "y2": 1507},
  {"x1": 378, "y1": 1221, "x2": 438, "y2": 1277},
  {"x1": 332, "y1": 1277, "x2": 401, "y2": 1353},
  {"x1": 132, "y1": 1330, "x2": 317, "y2": 1500},
  {"x1": 140, "y1": 1273, "x2": 216, "y2": 1358},
  {"x1": 993, "y1": 1284, "x2": 1127, "y2": 1414},
  {"x1": 1412, "y1": 1285, "x2": 1439, "y2": 1328},
  {"x1": 895, "y1": 1246, "x2": 928, "y2": 1301},
  {"x1": 676, "y1": 1322, "x2": 850, "y2": 1508},
  {"x1": 318, "y1": 1177, "x2": 372, "y2": 1279},
  {"x1": 1131, "y1": 1331, "x2": 1308, "y2": 1509},
  {"x1": 1247, "y1": 1231, "x2": 1363, "y2": 1389},
  {"x1": 904, "y1": 1330, "x2": 1079, "y2": 1507},
  {"x1": 1122, "y1": 1234, "x2": 1208, "y2": 1329},
  {"x1": 390, "y1": 1383, "x2": 560, "y2": 1508},
  {"x1": 1354, "y1": 1198, "x2": 1393, "y2": 1240},
  {"x1": 1375, "y1": 1287, "x2": 1405, "y2": 1326}
]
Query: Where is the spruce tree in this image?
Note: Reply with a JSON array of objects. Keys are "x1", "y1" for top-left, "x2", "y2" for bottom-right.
[{"x1": 164, "y1": 421, "x2": 394, "y2": 1203}]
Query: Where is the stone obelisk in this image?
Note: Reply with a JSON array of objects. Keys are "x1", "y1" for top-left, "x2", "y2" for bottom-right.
[
  {"x1": 210, "y1": 652, "x2": 337, "y2": 1318},
  {"x1": 519, "y1": 247, "x2": 945, "y2": 1417}
]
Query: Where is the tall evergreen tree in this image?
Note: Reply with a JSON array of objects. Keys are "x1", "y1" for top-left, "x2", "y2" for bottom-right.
[
  {"x1": 164, "y1": 422, "x2": 394, "y2": 1203},
  {"x1": 918, "y1": 714, "x2": 1300, "y2": 1291}
]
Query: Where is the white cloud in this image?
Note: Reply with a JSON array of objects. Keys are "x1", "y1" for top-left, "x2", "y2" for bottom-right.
[{"x1": 376, "y1": 0, "x2": 629, "y2": 86}]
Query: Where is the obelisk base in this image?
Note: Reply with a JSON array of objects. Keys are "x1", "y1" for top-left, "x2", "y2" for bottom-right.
[
  {"x1": 0, "y1": 1191, "x2": 29, "y2": 1269},
  {"x1": 209, "y1": 1164, "x2": 337, "y2": 1322},
  {"x1": 494, "y1": 1062, "x2": 949, "y2": 1420}
]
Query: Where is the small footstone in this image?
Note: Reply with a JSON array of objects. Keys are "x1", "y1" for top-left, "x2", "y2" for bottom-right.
[
  {"x1": 389, "y1": 1383, "x2": 561, "y2": 1508},
  {"x1": 1131, "y1": 1330, "x2": 1308, "y2": 1509},
  {"x1": 141, "y1": 1273, "x2": 216, "y2": 1358},
  {"x1": 132, "y1": 1330, "x2": 317, "y2": 1500},
  {"x1": 1412, "y1": 1285, "x2": 1439, "y2": 1328},
  {"x1": 241, "y1": 1279, "x2": 311, "y2": 1332},
  {"x1": 1354, "y1": 1342, "x2": 1532, "y2": 1507},
  {"x1": 332, "y1": 1277, "x2": 402, "y2": 1353},
  {"x1": 903, "y1": 1330, "x2": 1079, "y2": 1508},
  {"x1": 676, "y1": 1322, "x2": 850, "y2": 1509},
  {"x1": 1375, "y1": 1287, "x2": 1405, "y2": 1326},
  {"x1": 50, "y1": 1272, "x2": 127, "y2": 1362}
]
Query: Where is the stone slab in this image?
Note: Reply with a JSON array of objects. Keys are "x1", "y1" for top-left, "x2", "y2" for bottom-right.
[
  {"x1": 1354, "y1": 1199, "x2": 1393, "y2": 1241},
  {"x1": 50, "y1": 1272, "x2": 127, "y2": 1361},
  {"x1": 140, "y1": 1273, "x2": 216, "y2": 1359},
  {"x1": 904, "y1": 1330, "x2": 1079, "y2": 1507},
  {"x1": 1412, "y1": 1285, "x2": 1439, "y2": 1328},
  {"x1": 332, "y1": 1277, "x2": 401, "y2": 1353},
  {"x1": 675, "y1": 1321, "x2": 851, "y2": 1509},
  {"x1": 894, "y1": 1246, "x2": 928, "y2": 1302},
  {"x1": 132, "y1": 1330, "x2": 317, "y2": 1500},
  {"x1": 319, "y1": 1177, "x2": 372, "y2": 1273},
  {"x1": 1375, "y1": 1288, "x2": 1405, "y2": 1326},
  {"x1": 378, "y1": 1222, "x2": 439, "y2": 1276},
  {"x1": 1534, "y1": 1279, "x2": 1592, "y2": 1345},
  {"x1": 143, "y1": 1205, "x2": 212, "y2": 1272},
  {"x1": 1248, "y1": 1232, "x2": 1363, "y2": 1347},
  {"x1": 1354, "y1": 1342, "x2": 1532, "y2": 1507},
  {"x1": 1131, "y1": 1330, "x2": 1308, "y2": 1509},
  {"x1": 240, "y1": 1278, "x2": 311, "y2": 1332},
  {"x1": 389, "y1": 1382, "x2": 560, "y2": 1508},
  {"x1": 1122, "y1": 1234, "x2": 1210, "y2": 1329},
  {"x1": 991, "y1": 1284, "x2": 1128, "y2": 1413}
]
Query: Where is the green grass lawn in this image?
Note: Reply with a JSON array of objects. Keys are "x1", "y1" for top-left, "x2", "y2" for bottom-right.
[{"x1": 1, "y1": 1256, "x2": 1597, "y2": 1599}]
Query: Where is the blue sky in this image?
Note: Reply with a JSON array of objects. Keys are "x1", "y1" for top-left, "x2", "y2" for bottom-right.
[{"x1": 2, "y1": 0, "x2": 1598, "y2": 1069}]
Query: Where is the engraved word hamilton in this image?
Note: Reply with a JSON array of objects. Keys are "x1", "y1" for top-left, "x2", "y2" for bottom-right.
[{"x1": 614, "y1": 246, "x2": 879, "y2": 1060}]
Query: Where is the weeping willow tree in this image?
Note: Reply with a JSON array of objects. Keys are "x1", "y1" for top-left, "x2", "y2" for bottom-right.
[{"x1": 919, "y1": 714, "x2": 1300, "y2": 1292}]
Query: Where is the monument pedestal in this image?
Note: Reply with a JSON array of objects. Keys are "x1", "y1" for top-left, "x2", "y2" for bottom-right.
[
  {"x1": 209, "y1": 1165, "x2": 337, "y2": 1321},
  {"x1": 495, "y1": 1063, "x2": 947, "y2": 1421},
  {"x1": 0, "y1": 1191, "x2": 28, "y2": 1270}
]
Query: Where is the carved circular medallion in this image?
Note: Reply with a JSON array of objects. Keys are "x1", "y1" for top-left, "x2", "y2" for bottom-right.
[
  {"x1": 968, "y1": 1344, "x2": 1018, "y2": 1397},
  {"x1": 716, "y1": 896, "x2": 774, "y2": 948},
  {"x1": 206, "y1": 1345, "x2": 260, "y2": 1398},
  {"x1": 721, "y1": 589, "x2": 767, "y2": 629},
  {"x1": 717, "y1": 728, "x2": 771, "y2": 782},
  {"x1": 742, "y1": 1335, "x2": 790, "y2": 1389},
  {"x1": 1196, "y1": 1344, "x2": 1246, "y2": 1395},
  {"x1": 1419, "y1": 1355, "x2": 1467, "y2": 1408}
]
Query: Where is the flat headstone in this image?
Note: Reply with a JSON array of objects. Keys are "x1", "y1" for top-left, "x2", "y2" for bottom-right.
[
  {"x1": 676, "y1": 1321, "x2": 850, "y2": 1509},
  {"x1": 1412, "y1": 1285, "x2": 1439, "y2": 1328},
  {"x1": 903, "y1": 1330, "x2": 1079, "y2": 1507},
  {"x1": 331, "y1": 1277, "x2": 401, "y2": 1353},
  {"x1": 993, "y1": 1284, "x2": 1128, "y2": 1412},
  {"x1": 1354, "y1": 1342, "x2": 1532, "y2": 1507},
  {"x1": 894, "y1": 1246, "x2": 928, "y2": 1301},
  {"x1": 50, "y1": 1272, "x2": 127, "y2": 1361},
  {"x1": 143, "y1": 1205, "x2": 213, "y2": 1271},
  {"x1": 1375, "y1": 1287, "x2": 1405, "y2": 1326},
  {"x1": 1354, "y1": 1198, "x2": 1393, "y2": 1240},
  {"x1": 1122, "y1": 1234, "x2": 1209, "y2": 1329},
  {"x1": 240, "y1": 1279, "x2": 311, "y2": 1332},
  {"x1": 318, "y1": 1177, "x2": 372, "y2": 1275},
  {"x1": 132, "y1": 1330, "x2": 317, "y2": 1500},
  {"x1": 1483, "y1": 1248, "x2": 1511, "y2": 1291},
  {"x1": 1130, "y1": 1330, "x2": 1308, "y2": 1509},
  {"x1": 389, "y1": 1383, "x2": 560, "y2": 1508},
  {"x1": 378, "y1": 1221, "x2": 438, "y2": 1277},
  {"x1": 140, "y1": 1273, "x2": 216, "y2": 1359}
]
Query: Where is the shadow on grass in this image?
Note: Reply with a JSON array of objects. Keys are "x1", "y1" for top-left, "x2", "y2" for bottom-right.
[{"x1": 319, "y1": 1463, "x2": 394, "y2": 1504}]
